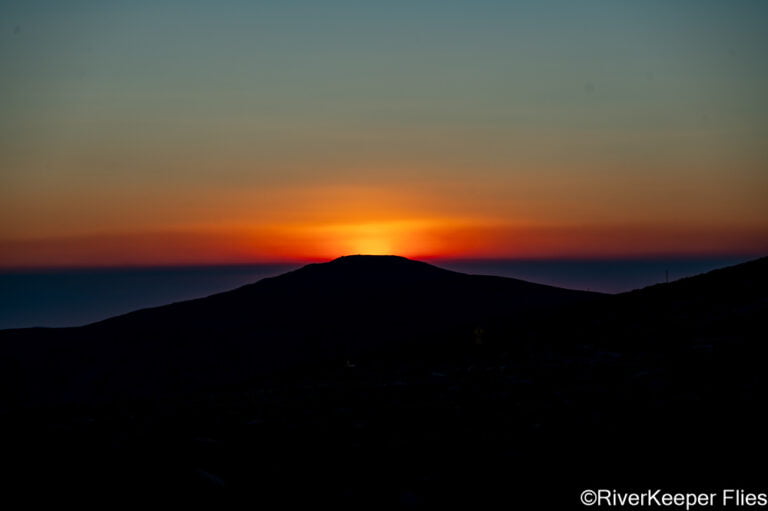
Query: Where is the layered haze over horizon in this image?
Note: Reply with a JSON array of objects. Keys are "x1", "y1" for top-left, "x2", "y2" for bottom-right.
[{"x1": 2, "y1": 0, "x2": 767, "y2": 267}]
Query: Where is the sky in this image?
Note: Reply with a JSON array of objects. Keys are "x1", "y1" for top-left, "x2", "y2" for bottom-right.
[{"x1": 1, "y1": 0, "x2": 767, "y2": 266}]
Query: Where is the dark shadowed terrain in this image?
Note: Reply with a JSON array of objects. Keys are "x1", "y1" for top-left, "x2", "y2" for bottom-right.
[{"x1": 1, "y1": 255, "x2": 766, "y2": 509}]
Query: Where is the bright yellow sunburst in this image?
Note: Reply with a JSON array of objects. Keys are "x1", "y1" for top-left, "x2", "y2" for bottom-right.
[{"x1": 303, "y1": 220, "x2": 436, "y2": 258}]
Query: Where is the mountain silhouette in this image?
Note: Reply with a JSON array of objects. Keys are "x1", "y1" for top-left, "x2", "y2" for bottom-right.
[
  {"x1": 0, "y1": 255, "x2": 601, "y2": 406},
  {"x1": 2, "y1": 255, "x2": 766, "y2": 509},
  {"x1": 541, "y1": 254, "x2": 767, "y2": 352}
]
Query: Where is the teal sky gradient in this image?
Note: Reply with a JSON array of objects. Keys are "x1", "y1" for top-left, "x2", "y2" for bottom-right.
[{"x1": 1, "y1": 0, "x2": 767, "y2": 263}]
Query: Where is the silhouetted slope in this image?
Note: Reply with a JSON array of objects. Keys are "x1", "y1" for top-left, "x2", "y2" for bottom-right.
[
  {"x1": 618, "y1": 254, "x2": 767, "y2": 321},
  {"x1": 542, "y1": 255, "x2": 768, "y2": 351},
  {"x1": 0, "y1": 255, "x2": 600, "y2": 406},
  {"x1": 2, "y1": 256, "x2": 767, "y2": 509}
]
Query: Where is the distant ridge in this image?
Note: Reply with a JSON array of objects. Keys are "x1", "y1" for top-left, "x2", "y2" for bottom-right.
[
  {"x1": 2, "y1": 255, "x2": 768, "y2": 507},
  {"x1": 622, "y1": 254, "x2": 767, "y2": 299},
  {"x1": 0, "y1": 255, "x2": 600, "y2": 406},
  {"x1": 544, "y1": 255, "x2": 768, "y2": 351},
  {"x1": 5, "y1": 254, "x2": 764, "y2": 408}
]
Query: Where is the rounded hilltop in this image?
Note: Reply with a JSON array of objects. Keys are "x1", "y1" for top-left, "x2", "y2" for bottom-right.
[
  {"x1": 330, "y1": 254, "x2": 412, "y2": 263},
  {"x1": 325, "y1": 254, "x2": 442, "y2": 271}
]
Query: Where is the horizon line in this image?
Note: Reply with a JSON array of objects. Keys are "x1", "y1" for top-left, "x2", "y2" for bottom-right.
[{"x1": 0, "y1": 252, "x2": 763, "y2": 273}]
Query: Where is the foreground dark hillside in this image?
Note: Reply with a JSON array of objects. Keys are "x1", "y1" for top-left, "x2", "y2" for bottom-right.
[
  {"x1": 1, "y1": 256, "x2": 766, "y2": 509},
  {"x1": 0, "y1": 255, "x2": 600, "y2": 407}
]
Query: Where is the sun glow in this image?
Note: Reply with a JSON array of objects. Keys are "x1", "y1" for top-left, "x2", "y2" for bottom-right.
[
  {"x1": 263, "y1": 219, "x2": 455, "y2": 260},
  {"x1": 348, "y1": 235, "x2": 394, "y2": 255},
  {"x1": 317, "y1": 221, "x2": 429, "y2": 258}
]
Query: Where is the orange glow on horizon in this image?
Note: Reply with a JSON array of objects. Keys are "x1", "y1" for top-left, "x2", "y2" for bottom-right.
[
  {"x1": 257, "y1": 219, "x2": 469, "y2": 261},
  {"x1": 0, "y1": 220, "x2": 766, "y2": 268},
  {"x1": 249, "y1": 219, "x2": 768, "y2": 264},
  {"x1": 2, "y1": 178, "x2": 766, "y2": 268},
  {"x1": 1, "y1": 191, "x2": 767, "y2": 267}
]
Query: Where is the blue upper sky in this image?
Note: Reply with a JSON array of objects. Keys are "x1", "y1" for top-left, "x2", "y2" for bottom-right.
[{"x1": 1, "y1": 0, "x2": 766, "y2": 265}]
